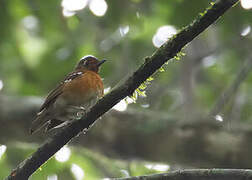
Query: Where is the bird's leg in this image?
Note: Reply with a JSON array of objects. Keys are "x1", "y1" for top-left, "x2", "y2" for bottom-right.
[{"x1": 68, "y1": 105, "x2": 85, "y2": 111}]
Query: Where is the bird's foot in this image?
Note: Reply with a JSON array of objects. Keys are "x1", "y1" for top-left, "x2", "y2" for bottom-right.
[
  {"x1": 76, "y1": 108, "x2": 86, "y2": 120},
  {"x1": 66, "y1": 106, "x2": 86, "y2": 120},
  {"x1": 72, "y1": 106, "x2": 86, "y2": 119}
]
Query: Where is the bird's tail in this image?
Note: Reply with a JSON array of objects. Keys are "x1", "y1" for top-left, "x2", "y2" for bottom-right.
[{"x1": 30, "y1": 111, "x2": 49, "y2": 134}]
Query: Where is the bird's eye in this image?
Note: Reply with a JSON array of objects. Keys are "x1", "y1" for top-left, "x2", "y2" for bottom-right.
[
  {"x1": 84, "y1": 60, "x2": 89, "y2": 65},
  {"x1": 81, "y1": 60, "x2": 87, "y2": 66}
]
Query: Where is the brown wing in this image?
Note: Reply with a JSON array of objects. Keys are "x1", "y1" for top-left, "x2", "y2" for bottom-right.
[{"x1": 39, "y1": 71, "x2": 84, "y2": 112}]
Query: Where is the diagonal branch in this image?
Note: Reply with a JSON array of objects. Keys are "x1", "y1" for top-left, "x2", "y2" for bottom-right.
[
  {"x1": 209, "y1": 56, "x2": 252, "y2": 117},
  {"x1": 117, "y1": 169, "x2": 252, "y2": 180},
  {"x1": 6, "y1": 0, "x2": 239, "y2": 179}
]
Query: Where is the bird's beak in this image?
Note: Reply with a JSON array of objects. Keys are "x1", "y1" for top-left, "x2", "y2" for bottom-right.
[{"x1": 97, "y1": 59, "x2": 107, "y2": 67}]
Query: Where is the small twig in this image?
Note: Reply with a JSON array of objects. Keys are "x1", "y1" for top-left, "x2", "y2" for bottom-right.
[
  {"x1": 116, "y1": 169, "x2": 252, "y2": 180},
  {"x1": 209, "y1": 57, "x2": 252, "y2": 117}
]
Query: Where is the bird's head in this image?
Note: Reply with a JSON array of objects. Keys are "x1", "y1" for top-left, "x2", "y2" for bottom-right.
[{"x1": 76, "y1": 55, "x2": 106, "y2": 72}]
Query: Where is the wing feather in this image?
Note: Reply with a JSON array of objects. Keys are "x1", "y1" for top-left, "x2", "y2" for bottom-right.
[{"x1": 39, "y1": 71, "x2": 84, "y2": 112}]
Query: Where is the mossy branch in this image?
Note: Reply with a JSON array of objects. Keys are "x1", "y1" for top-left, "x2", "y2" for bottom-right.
[{"x1": 6, "y1": 0, "x2": 239, "y2": 179}]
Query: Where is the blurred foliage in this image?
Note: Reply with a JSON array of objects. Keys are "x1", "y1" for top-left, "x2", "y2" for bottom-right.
[
  {"x1": 0, "y1": 144, "x2": 169, "y2": 180},
  {"x1": 0, "y1": 0, "x2": 252, "y2": 179}
]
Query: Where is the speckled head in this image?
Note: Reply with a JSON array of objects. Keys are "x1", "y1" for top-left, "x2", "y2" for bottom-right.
[{"x1": 76, "y1": 55, "x2": 106, "y2": 72}]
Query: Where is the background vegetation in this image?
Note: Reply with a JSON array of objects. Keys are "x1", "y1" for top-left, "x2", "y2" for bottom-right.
[{"x1": 0, "y1": 0, "x2": 252, "y2": 179}]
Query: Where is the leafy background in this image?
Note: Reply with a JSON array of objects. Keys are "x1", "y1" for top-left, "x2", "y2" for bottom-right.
[{"x1": 0, "y1": 0, "x2": 252, "y2": 179}]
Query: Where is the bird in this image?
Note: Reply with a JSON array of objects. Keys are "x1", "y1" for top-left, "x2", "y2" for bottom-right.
[{"x1": 30, "y1": 55, "x2": 106, "y2": 134}]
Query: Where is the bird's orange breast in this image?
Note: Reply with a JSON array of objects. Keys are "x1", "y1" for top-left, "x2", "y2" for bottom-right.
[{"x1": 61, "y1": 70, "x2": 104, "y2": 104}]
